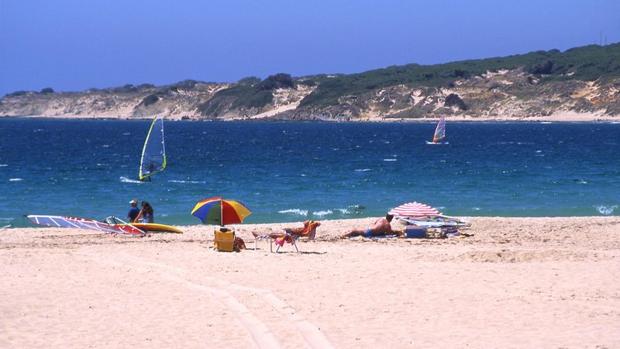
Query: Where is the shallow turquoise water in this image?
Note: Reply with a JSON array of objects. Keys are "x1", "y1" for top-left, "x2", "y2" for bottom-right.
[{"x1": 0, "y1": 118, "x2": 619, "y2": 227}]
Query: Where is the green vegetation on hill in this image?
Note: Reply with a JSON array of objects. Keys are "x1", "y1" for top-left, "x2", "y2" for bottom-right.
[
  {"x1": 300, "y1": 43, "x2": 620, "y2": 107},
  {"x1": 198, "y1": 73, "x2": 294, "y2": 115}
]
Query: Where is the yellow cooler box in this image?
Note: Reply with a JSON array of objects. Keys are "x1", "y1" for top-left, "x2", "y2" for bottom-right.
[{"x1": 214, "y1": 228, "x2": 235, "y2": 252}]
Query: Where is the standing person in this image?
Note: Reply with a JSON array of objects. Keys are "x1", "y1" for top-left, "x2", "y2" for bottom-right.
[
  {"x1": 127, "y1": 199, "x2": 140, "y2": 222},
  {"x1": 135, "y1": 201, "x2": 154, "y2": 223}
]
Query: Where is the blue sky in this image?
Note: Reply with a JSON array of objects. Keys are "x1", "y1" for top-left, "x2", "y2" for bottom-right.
[{"x1": 1, "y1": 0, "x2": 618, "y2": 95}]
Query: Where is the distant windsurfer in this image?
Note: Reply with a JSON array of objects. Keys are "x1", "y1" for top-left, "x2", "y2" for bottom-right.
[{"x1": 140, "y1": 163, "x2": 156, "y2": 181}]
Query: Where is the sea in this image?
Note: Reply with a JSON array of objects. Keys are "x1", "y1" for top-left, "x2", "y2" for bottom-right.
[{"x1": 0, "y1": 118, "x2": 619, "y2": 227}]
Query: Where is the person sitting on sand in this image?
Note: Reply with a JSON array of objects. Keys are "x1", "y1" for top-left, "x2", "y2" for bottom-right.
[{"x1": 341, "y1": 214, "x2": 402, "y2": 238}]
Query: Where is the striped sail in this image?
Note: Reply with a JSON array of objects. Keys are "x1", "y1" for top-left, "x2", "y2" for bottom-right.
[
  {"x1": 139, "y1": 116, "x2": 166, "y2": 181},
  {"x1": 27, "y1": 215, "x2": 144, "y2": 235},
  {"x1": 432, "y1": 116, "x2": 446, "y2": 143}
]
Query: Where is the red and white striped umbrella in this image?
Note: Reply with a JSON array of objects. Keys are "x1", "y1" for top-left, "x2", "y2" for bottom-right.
[{"x1": 388, "y1": 202, "x2": 441, "y2": 218}]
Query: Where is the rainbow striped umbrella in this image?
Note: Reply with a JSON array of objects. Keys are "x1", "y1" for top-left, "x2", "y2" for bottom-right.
[
  {"x1": 388, "y1": 202, "x2": 441, "y2": 218},
  {"x1": 191, "y1": 197, "x2": 252, "y2": 226}
]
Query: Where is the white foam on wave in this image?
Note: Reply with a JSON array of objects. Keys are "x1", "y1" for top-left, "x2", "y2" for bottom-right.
[
  {"x1": 472, "y1": 207, "x2": 481, "y2": 211},
  {"x1": 595, "y1": 205, "x2": 617, "y2": 215},
  {"x1": 122, "y1": 132, "x2": 131, "y2": 136},
  {"x1": 383, "y1": 158, "x2": 397, "y2": 162},
  {"x1": 312, "y1": 210, "x2": 333, "y2": 217},
  {"x1": 0, "y1": 164, "x2": 8, "y2": 167},
  {"x1": 278, "y1": 209, "x2": 308, "y2": 216},
  {"x1": 337, "y1": 208, "x2": 350, "y2": 214},
  {"x1": 354, "y1": 168, "x2": 372, "y2": 172},
  {"x1": 168, "y1": 179, "x2": 206, "y2": 184},
  {"x1": 9, "y1": 178, "x2": 23, "y2": 182},
  {"x1": 119, "y1": 176, "x2": 143, "y2": 184}
]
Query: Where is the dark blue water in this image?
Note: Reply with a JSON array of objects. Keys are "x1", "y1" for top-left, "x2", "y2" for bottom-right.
[{"x1": 1, "y1": 118, "x2": 619, "y2": 227}]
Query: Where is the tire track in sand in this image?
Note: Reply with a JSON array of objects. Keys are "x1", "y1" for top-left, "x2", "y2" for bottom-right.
[
  {"x1": 77, "y1": 251, "x2": 281, "y2": 349},
  {"x1": 78, "y1": 251, "x2": 334, "y2": 348}
]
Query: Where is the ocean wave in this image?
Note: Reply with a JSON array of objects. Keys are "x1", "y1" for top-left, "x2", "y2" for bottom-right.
[
  {"x1": 336, "y1": 208, "x2": 350, "y2": 214},
  {"x1": 278, "y1": 209, "x2": 308, "y2": 216},
  {"x1": 122, "y1": 132, "x2": 131, "y2": 136},
  {"x1": 383, "y1": 158, "x2": 397, "y2": 162},
  {"x1": 0, "y1": 164, "x2": 8, "y2": 167},
  {"x1": 595, "y1": 205, "x2": 617, "y2": 215},
  {"x1": 168, "y1": 179, "x2": 206, "y2": 184},
  {"x1": 312, "y1": 210, "x2": 333, "y2": 217},
  {"x1": 0, "y1": 217, "x2": 14, "y2": 222},
  {"x1": 354, "y1": 168, "x2": 372, "y2": 172},
  {"x1": 119, "y1": 176, "x2": 143, "y2": 184},
  {"x1": 9, "y1": 178, "x2": 23, "y2": 182}
]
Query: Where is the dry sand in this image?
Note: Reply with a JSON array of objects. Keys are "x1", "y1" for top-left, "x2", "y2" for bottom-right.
[{"x1": 1, "y1": 217, "x2": 619, "y2": 348}]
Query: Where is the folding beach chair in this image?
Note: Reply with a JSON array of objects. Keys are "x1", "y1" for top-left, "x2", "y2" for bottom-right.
[
  {"x1": 252, "y1": 221, "x2": 320, "y2": 253},
  {"x1": 252, "y1": 230, "x2": 299, "y2": 252}
]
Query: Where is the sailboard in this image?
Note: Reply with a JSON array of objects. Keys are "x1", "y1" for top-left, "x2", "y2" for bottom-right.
[
  {"x1": 104, "y1": 216, "x2": 183, "y2": 234},
  {"x1": 138, "y1": 116, "x2": 166, "y2": 181},
  {"x1": 426, "y1": 115, "x2": 448, "y2": 144},
  {"x1": 27, "y1": 215, "x2": 144, "y2": 235}
]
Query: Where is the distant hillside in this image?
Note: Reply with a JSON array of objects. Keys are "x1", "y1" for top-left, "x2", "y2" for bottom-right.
[{"x1": 2, "y1": 43, "x2": 619, "y2": 120}]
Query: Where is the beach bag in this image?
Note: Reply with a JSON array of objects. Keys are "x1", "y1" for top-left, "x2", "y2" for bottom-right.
[{"x1": 404, "y1": 226, "x2": 427, "y2": 238}]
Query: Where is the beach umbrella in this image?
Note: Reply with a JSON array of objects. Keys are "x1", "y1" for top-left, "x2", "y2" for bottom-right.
[
  {"x1": 388, "y1": 201, "x2": 441, "y2": 218},
  {"x1": 191, "y1": 196, "x2": 252, "y2": 226}
]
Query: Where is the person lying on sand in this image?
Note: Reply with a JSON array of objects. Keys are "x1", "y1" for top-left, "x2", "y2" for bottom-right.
[{"x1": 341, "y1": 214, "x2": 403, "y2": 238}]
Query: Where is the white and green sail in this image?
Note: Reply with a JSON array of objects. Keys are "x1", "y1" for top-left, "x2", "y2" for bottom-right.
[
  {"x1": 138, "y1": 116, "x2": 166, "y2": 181},
  {"x1": 432, "y1": 115, "x2": 446, "y2": 143}
]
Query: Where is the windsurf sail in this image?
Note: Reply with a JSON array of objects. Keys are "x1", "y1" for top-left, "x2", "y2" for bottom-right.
[
  {"x1": 27, "y1": 215, "x2": 144, "y2": 235},
  {"x1": 138, "y1": 116, "x2": 166, "y2": 181},
  {"x1": 432, "y1": 115, "x2": 446, "y2": 143}
]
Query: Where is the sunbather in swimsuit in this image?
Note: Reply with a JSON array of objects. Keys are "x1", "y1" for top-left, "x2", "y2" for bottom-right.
[{"x1": 341, "y1": 214, "x2": 400, "y2": 238}]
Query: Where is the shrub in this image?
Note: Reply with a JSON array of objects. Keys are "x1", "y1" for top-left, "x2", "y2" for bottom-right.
[
  {"x1": 141, "y1": 94, "x2": 159, "y2": 107},
  {"x1": 40, "y1": 87, "x2": 54, "y2": 94},
  {"x1": 528, "y1": 60, "x2": 554, "y2": 74},
  {"x1": 257, "y1": 73, "x2": 295, "y2": 90},
  {"x1": 445, "y1": 93, "x2": 467, "y2": 110},
  {"x1": 237, "y1": 76, "x2": 261, "y2": 86},
  {"x1": 5, "y1": 90, "x2": 29, "y2": 97}
]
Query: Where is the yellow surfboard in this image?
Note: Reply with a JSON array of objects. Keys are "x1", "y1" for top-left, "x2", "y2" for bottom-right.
[{"x1": 118, "y1": 223, "x2": 183, "y2": 234}]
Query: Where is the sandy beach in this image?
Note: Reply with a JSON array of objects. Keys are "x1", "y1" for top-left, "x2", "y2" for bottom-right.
[{"x1": 1, "y1": 216, "x2": 619, "y2": 348}]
